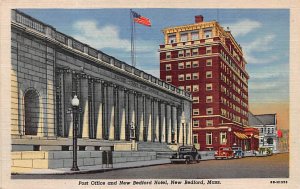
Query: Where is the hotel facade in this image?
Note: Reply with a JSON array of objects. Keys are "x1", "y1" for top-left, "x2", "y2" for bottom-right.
[{"x1": 159, "y1": 15, "x2": 255, "y2": 151}]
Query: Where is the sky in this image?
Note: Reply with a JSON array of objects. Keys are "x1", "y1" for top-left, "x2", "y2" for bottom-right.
[{"x1": 20, "y1": 9, "x2": 290, "y2": 128}]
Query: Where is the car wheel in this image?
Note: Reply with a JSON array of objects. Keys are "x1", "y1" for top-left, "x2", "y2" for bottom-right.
[{"x1": 185, "y1": 158, "x2": 190, "y2": 164}]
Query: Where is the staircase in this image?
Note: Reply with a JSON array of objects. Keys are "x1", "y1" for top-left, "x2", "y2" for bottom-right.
[{"x1": 137, "y1": 142, "x2": 176, "y2": 159}]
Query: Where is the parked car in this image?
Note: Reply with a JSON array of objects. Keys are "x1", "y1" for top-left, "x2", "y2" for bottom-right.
[
  {"x1": 232, "y1": 146, "x2": 245, "y2": 158},
  {"x1": 170, "y1": 146, "x2": 201, "y2": 164},
  {"x1": 214, "y1": 147, "x2": 234, "y2": 159}
]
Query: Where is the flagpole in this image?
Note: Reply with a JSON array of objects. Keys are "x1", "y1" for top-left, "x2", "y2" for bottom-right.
[{"x1": 130, "y1": 9, "x2": 136, "y2": 67}]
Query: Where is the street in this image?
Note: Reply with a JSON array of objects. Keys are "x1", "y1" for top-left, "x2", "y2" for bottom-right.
[{"x1": 12, "y1": 153, "x2": 289, "y2": 179}]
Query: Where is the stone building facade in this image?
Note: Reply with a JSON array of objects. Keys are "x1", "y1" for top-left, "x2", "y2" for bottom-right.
[{"x1": 11, "y1": 10, "x2": 192, "y2": 154}]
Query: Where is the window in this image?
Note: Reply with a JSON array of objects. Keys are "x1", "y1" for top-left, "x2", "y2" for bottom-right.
[
  {"x1": 206, "y1": 120, "x2": 213, "y2": 126},
  {"x1": 192, "y1": 96, "x2": 199, "y2": 103},
  {"x1": 206, "y1": 46, "x2": 212, "y2": 54},
  {"x1": 191, "y1": 31, "x2": 199, "y2": 40},
  {"x1": 185, "y1": 85, "x2": 191, "y2": 92},
  {"x1": 178, "y1": 74, "x2": 184, "y2": 81},
  {"x1": 180, "y1": 33, "x2": 188, "y2": 42},
  {"x1": 166, "y1": 75, "x2": 172, "y2": 82},
  {"x1": 192, "y1": 48, "x2": 198, "y2": 56},
  {"x1": 166, "y1": 52, "x2": 171, "y2": 59},
  {"x1": 168, "y1": 34, "x2": 176, "y2": 44},
  {"x1": 193, "y1": 120, "x2": 199, "y2": 127},
  {"x1": 193, "y1": 109, "x2": 199, "y2": 115},
  {"x1": 206, "y1": 59, "x2": 212, "y2": 66},
  {"x1": 165, "y1": 64, "x2": 171, "y2": 71},
  {"x1": 193, "y1": 85, "x2": 199, "y2": 92},
  {"x1": 206, "y1": 83, "x2": 212, "y2": 91},
  {"x1": 220, "y1": 132, "x2": 227, "y2": 144},
  {"x1": 186, "y1": 62, "x2": 191, "y2": 68},
  {"x1": 193, "y1": 134, "x2": 199, "y2": 144},
  {"x1": 206, "y1": 96, "x2": 213, "y2": 103},
  {"x1": 178, "y1": 50, "x2": 184, "y2": 57},
  {"x1": 185, "y1": 49, "x2": 191, "y2": 57},
  {"x1": 206, "y1": 108, "x2": 213, "y2": 115},
  {"x1": 206, "y1": 71, "x2": 212, "y2": 78},
  {"x1": 178, "y1": 62, "x2": 184, "y2": 69},
  {"x1": 186, "y1": 73, "x2": 191, "y2": 80},
  {"x1": 192, "y1": 73, "x2": 199, "y2": 80},
  {"x1": 192, "y1": 61, "x2": 199, "y2": 68},
  {"x1": 206, "y1": 132, "x2": 212, "y2": 145},
  {"x1": 204, "y1": 29, "x2": 212, "y2": 38}
]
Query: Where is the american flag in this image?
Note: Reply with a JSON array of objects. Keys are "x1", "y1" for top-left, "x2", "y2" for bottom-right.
[{"x1": 131, "y1": 11, "x2": 151, "y2": 27}]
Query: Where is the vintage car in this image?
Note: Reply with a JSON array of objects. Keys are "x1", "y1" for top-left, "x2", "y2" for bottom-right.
[
  {"x1": 170, "y1": 146, "x2": 201, "y2": 164},
  {"x1": 214, "y1": 147, "x2": 234, "y2": 159},
  {"x1": 232, "y1": 146, "x2": 245, "y2": 158}
]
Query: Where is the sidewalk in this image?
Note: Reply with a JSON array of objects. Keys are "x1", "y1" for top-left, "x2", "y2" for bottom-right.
[{"x1": 12, "y1": 159, "x2": 171, "y2": 175}]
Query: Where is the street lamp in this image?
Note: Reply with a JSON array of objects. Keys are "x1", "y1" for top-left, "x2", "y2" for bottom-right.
[
  {"x1": 250, "y1": 133, "x2": 253, "y2": 153},
  {"x1": 71, "y1": 95, "x2": 80, "y2": 171},
  {"x1": 228, "y1": 127, "x2": 232, "y2": 147}
]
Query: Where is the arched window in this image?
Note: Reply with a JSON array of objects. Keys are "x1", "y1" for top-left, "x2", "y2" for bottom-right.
[{"x1": 24, "y1": 89, "x2": 40, "y2": 135}]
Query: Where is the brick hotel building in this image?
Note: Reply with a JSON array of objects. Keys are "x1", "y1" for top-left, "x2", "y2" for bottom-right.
[{"x1": 160, "y1": 15, "x2": 253, "y2": 151}]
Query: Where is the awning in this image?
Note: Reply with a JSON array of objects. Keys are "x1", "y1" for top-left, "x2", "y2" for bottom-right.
[{"x1": 234, "y1": 132, "x2": 249, "y2": 139}]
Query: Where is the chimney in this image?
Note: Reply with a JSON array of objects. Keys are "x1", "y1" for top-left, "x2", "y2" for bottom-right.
[{"x1": 195, "y1": 15, "x2": 204, "y2": 23}]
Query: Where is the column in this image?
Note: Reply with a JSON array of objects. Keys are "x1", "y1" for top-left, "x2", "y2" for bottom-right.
[
  {"x1": 172, "y1": 106, "x2": 178, "y2": 143},
  {"x1": 64, "y1": 71, "x2": 73, "y2": 138},
  {"x1": 147, "y1": 97, "x2": 152, "y2": 142},
  {"x1": 81, "y1": 75, "x2": 89, "y2": 139},
  {"x1": 108, "y1": 83, "x2": 115, "y2": 140},
  {"x1": 160, "y1": 101, "x2": 166, "y2": 143},
  {"x1": 119, "y1": 87, "x2": 126, "y2": 140},
  {"x1": 166, "y1": 104, "x2": 172, "y2": 143},
  {"x1": 94, "y1": 80, "x2": 103, "y2": 139},
  {"x1": 138, "y1": 94, "x2": 144, "y2": 141},
  {"x1": 178, "y1": 107, "x2": 184, "y2": 145},
  {"x1": 154, "y1": 99, "x2": 159, "y2": 142},
  {"x1": 102, "y1": 82, "x2": 108, "y2": 139}
]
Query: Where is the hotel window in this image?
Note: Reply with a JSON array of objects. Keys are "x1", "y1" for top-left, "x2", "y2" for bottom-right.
[
  {"x1": 191, "y1": 31, "x2": 199, "y2": 41},
  {"x1": 206, "y1": 59, "x2": 212, "y2": 66},
  {"x1": 178, "y1": 74, "x2": 184, "y2": 81},
  {"x1": 185, "y1": 49, "x2": 191, "y2": 57},
  {"x1": 204, "y1": 29, "x2": 212, "y2": 38},
  {"x1": 192, "y1": 61, "x2": 199, "y2": 68},
  {"x1": 168, "y1": 34, "x2": 176, "y2": 44},
  {"x1": 206, "y1": 71, "x2": 212, "y2": 78},
  {"x1": 166, "y1": 52, "x2": 171, "y2": 59},
  {"x1": 206, "y1": 46, "x2": 212, "y2": 54},
  {"x1": 186, "y1": 85, "x2": 191, "y2": 92},
  {"x1": 193, "y1": 120, "x2": 199, "y2": 127},
  {"x1": 206, "y1": 132, "x2": 213, "y2": 145},
  {"x1": 180, "y1": 33, "x2": 188, "y2": 42},
  {"x1": 206, "y1": 120, "x2": 213, "y2": 126},
  {"x1": 165, "y1": 64, "x2": 171, "y2": 71},
  {"x1": 192, "y1": 48, "x2": 198, "y2": 56},
  {"x1": 178, "y1": 50, "x2": 184, "y2": 57},
  {"x1": 192, "y1": 96, "x2": 199, "y2": 103},
  {"x1": 193, "y1": 109, "x2": 199, "y2": 115},
  {"x1": 206, "y1": 83, "x2": 212, "y2": 91},
  {"x1": 220, "y1": 132, "x2": 227, "y2": 144},
  {"x1": 192, "y1": 73, "x2": 199, "y2": 80},
  {"x1": 186, "y1": 61, "x2": 191, "y2": 68},
  {"x1": 193, "y1": 85, "x2": 199, "y2": 92},
  {"x1": 206, "y1": 96, "x2": 213, "y2": 103},
  {"x1": 178, "y1": 62, "x2": 184, "y2": 69},
  {"x1": 166, "y1": 75, "x2": 172, "y2": 82},
  {"x1": 186, "y1": 73, "x2": 191, "y2": 80},
  {"x1": 206, "y1": 108, "x2": 213, "y2": 115}
]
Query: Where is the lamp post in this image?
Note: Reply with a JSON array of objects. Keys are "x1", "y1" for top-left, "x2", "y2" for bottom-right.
[
  {"x1": 228, "y1": 127, "x2": 232, "y2": 147},
  {"x1": 250, "y1": 133, "x2": 253, "y2": 152},
  {"x1": 71, "y1": 95, "x2": 80, "y2": 171},
  {"x1": 182, "y1": 123, "x2": 185, "y2": 146}
]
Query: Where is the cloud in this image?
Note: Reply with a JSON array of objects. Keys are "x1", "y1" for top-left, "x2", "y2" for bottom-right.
[
  {"x1": 242, "y1": 34, "x2": 279, "y2": 64},
  {"x1": 72, "y1": 20, "x2": 156, "y2": 53},
  {"x1": 225, "y1": 19, "x2": 262, "y2": 37}
]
